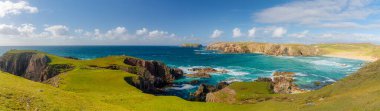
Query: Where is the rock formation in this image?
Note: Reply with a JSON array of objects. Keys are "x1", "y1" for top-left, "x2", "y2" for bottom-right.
[
  {"x1": 190, "y1": 82, "x2": 229, "y2": 101},
  {"x1": 0, "y1": 51, "x2": 74, "y2": 82},
  {"x1": 185, "y1": 72, "x2": 211, "y2": 78},
  {"x1": 271, "y1": 72, "x2": 304, "y2": 94},
  {"x1": 124, "y1": 57, "x2": 184, "y2": 93},
  {"x1": 206, "y1": 42, "x2": 320, "y2": 56}
]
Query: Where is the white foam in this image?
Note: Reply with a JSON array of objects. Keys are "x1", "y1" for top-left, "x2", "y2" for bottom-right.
[
  {"x1": 310, "y1": 60, "x2": 350, "y2": 67},
  {"x1": 295, "y1": 73, "x2": 308, "y2": 77},
  {"x1": 225, "y1": 78, "x2": 243, "y2": 83},
  {"x1": 310, "y1": 74, "x2": 337, "y2": 82},
  {"x1": 166, "y1": 84, "x2": 196, "y2": 90},
  {"x1": 178, "y1": 66, "x2": 249, "y2": 76}
]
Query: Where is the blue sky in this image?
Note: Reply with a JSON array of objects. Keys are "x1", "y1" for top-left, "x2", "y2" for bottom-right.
[{"x1": 0, "y1": 0, "x2": 380, "y2": 45}]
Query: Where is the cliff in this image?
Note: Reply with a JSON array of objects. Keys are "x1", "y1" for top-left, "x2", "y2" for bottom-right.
[
  {"x1": 0, "y1": 50, "x2": 74, "y2": 82},
  {"x1": 206, "y1": 42, "x2": 320, "y2": 56},
  {"x1": 124, "y1": 57, "x2": 184, "y2": 93}
]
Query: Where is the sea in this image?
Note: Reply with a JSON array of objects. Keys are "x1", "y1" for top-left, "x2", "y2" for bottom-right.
[{"x1": 0, "y1": 46, "x2": 365, "y2": 99}]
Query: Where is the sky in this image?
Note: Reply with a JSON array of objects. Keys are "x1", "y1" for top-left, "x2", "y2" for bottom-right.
[{"x1": 0, "y1": 0, "x2": 380, "y2": 46}]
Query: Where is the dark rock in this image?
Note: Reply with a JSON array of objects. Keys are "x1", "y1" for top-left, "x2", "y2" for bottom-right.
[
  {"x1": 216, "y1": 82, "x2": 229, "y2": 90},
  {"x1": 190, "y1": 82, "x2": 230, "y2": 101},
  {"x1": 255, "y1": 77, "x2": 272, "y2": 82},
  {"x1": 188, "y1": 80, "x2": 200, "y2": 85},
  {"x1": 190, "y1": 84, "x2": 216, "y2": 101},
  {"x1": 123, "y1": 57, "x2": 184, "y2": 93}
]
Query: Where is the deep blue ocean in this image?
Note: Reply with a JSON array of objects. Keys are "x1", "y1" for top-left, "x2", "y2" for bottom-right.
[{"x1": 0, "y1": 46, "x2": 365, "y2": 99}]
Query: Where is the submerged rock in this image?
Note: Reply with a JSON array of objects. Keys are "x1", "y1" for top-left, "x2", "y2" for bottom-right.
[
  {"x1": 188, "y1": 67, "x2": 228, "y2": 74},
  {"x1": 124, "y1": 57, "x2": 184, "y2": 93},
  {"x1": 185, "y1": 72, "x2": 211, "y2": 78}
]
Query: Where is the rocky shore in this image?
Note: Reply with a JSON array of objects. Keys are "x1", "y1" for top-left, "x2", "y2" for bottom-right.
[{"x1": 204, "y1": 71, "x2": 304, "y2": 103}]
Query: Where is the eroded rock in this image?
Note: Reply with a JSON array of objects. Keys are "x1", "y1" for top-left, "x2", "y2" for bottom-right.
[
  {"x1": 124, "y1": 57, "x2": 184, "y2": 93},
  {"x1": 0, "y1": 51, "x2": 74, "y2": 82}
]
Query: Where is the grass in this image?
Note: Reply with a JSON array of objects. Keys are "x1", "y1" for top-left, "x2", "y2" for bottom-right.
[
  {"x1": 2, "y1": 50, "x2": 380, "y2": 110},
  {"x1": 314, "y1": 43, "x2": 380, "y2": 59}
]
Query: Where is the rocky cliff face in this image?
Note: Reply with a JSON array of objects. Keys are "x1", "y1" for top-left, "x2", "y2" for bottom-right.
[
  {"x1": 124, "y1": 57, "x2": 184, "y2": 93},
  {"x1": 0, "y1": 51, "x2": 74, "y2": 82},
  {"x1": 207, "y1": 42, "x2": 320, "y2": 56}
]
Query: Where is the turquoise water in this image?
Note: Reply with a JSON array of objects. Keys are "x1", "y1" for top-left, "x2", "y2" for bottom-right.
[{"x1": 0, "y1": 46, "x2": 365, "y2": 99}]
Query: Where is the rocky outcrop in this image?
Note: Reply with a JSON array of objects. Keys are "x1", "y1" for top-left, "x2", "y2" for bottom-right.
[
  {"x1": 124, "y1": 57, "x2": 184, "y2": 93},
  {"x1": 185, "y1": 72, "x2": 211, "y2": 78},
  {"x1": 206, "y1": 87, "x2": 236, "y2": 103},
  {"x1": 272, "y1": 72, "x2": 304, "y2": 94},
  {"x1": 188, "y1": 67, "x2": 228, "y2": 74},
  {"x1": 0, "y1": 51, "x2": 74, "y2": 82},
  {"x1": 190, "y1": 82, "x2": 229, "y2": 101},
  {"x1": 206, "y1": 42, "x2": 320, "y2": 56}
]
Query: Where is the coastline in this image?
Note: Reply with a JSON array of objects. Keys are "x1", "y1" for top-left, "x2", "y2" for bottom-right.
[{"x1": 322, "y1": 53, "x2": 378, "y2": 62}]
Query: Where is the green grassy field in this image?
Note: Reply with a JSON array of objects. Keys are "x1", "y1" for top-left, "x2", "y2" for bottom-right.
[{"x1": 2, "y1": 50, "x2": 380, "y2": 111}]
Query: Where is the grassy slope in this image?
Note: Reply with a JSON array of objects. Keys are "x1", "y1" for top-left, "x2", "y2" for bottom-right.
[
  {"x1": 2, "y1": 50, "x2": 380, "y2": 111},
  {"x1": 314, "y1": 43, "x2": 380, "y2": 61}
]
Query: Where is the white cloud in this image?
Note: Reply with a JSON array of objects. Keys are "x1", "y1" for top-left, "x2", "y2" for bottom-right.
[
  {"x1": 255, "y1": 0, "x2": 378, "y2": 27},
  {"x1": 288, "y1": 30, "x2": 309, "y2": 38},
  {"x1": 0, "y1": 24, "x2": 36, "y2": 37},
  {"x1": 74, "y1": 29, "x2": 84, "y2": 33},
  {"x1": 136, "y1": 28, "x2": 148, "y2": 35},
  {"x1": 106, "y1": 27, "x2": 128, "y2": 39},
  {"x1": 210, "y1": 29, "x2": 223, "y2": 38},
  {"x1": 248, "y1": 27, "x2": 256, "y2": 37},
  {"x1": 0, "y1": 24, "x2": 196, "y2": 45},
  {"x1": 44, "y1": 25, "x2": 69, "y2": 37},
  {"x1": 0, "y1": 1, "x2": 38, "y2": 18},
  {"x1": 232, "y1": 28, "x2": 243, "y2": 38},
  {"x1": 272, "y1": 27, "x2": 287, "y2": 37},
  {"x1": 148, "y1": 30, "x2": 174, "y2": 37}
]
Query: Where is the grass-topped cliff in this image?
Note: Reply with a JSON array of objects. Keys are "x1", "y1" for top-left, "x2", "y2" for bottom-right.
[
  {"x1": 1, "y1": 50, "x2": 380, "y2": 110},
  {"x1": 207, "y1": 42, "x2": 380, "y2": 61}
]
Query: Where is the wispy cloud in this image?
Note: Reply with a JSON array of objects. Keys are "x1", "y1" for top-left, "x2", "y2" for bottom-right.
[{"x1": 254, "y1": 0, "x2": 379, "y2": 28}]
